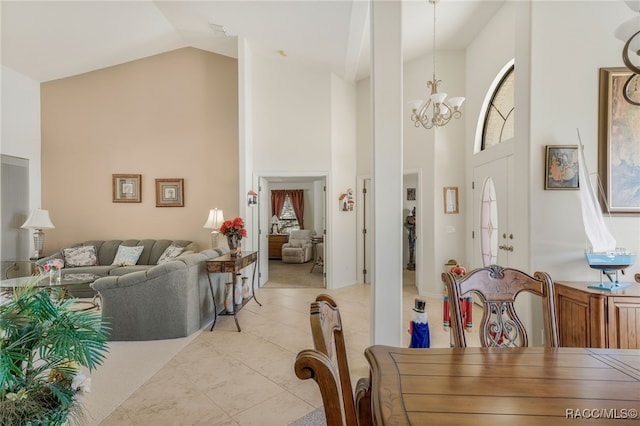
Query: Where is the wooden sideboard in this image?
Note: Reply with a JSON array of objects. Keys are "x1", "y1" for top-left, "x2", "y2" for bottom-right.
[
  {"x1": 555, "y1": 281, "x2": 640, "y2": 349},
  {"x1": 268, "y1": 234, "x2": 288, "y2": 259}
]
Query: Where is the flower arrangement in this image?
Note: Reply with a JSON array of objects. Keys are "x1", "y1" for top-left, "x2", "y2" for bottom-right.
[
  {"x1": 219, "y1": 217, "x2": 247, "y2": 240},
  {"x1": 42, "y1": 258, "x2": 64, "y2": 273},
  {"x1": 42, "y1": 258, "x2": 64, "y2": 285}
]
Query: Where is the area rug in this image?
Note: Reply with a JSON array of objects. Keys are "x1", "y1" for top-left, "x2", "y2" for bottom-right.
[
  {"x1": 289, "y1": 406, "x2": 325, "y2": 426},
  {"x1": 264, "y1": 260, "x2": 324, "y2": 288}
]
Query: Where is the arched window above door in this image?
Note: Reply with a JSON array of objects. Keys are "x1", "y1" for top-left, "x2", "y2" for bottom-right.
[{"x1": 482, "y1": 64, "x2": 515, "y2": 150}]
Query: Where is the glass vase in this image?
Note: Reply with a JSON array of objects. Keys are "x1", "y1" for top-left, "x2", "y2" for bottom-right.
[
  {"x1": 234, "y1": 276, "x2": 243, "y2": 305},
  {"x1": 227, "y1": 235, "x2": 242, "y2": 257},
  {"x1": 224, "y1": 282, "x2": 234, "y2": 313},
  {"x1": 241, "y1": 276, "x2": 250, "y2": 300},
  {"x1": 49, "y1": 268, "x2": 61, "y2": 286}
]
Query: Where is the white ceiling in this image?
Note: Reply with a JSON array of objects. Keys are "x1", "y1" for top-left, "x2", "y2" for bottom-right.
[{"x1": 1, "y1": 0, "x2": 504, "y2": 83}]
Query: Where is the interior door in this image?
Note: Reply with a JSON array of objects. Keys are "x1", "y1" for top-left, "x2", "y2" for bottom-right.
[
  {"x1": 363, "y1": 178, "x2": 372, "y2": 284},
  {"x1": 258, "y1": 177, "x2": 270, "y2": 286},
  {"x1": 473, "y1": 156, "x2": 512, "y2": 268}
]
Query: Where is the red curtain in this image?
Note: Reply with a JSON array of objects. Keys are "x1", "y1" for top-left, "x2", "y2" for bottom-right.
[
  {"x1": 271, "y1": 190, "x2": 287, "y2": 218},
  {"x1": 270, "y1": 189, "x2": 304, "y2": 229},
  {"x1": 289, "y1": 189, "x2": 304, "y2": 229}
]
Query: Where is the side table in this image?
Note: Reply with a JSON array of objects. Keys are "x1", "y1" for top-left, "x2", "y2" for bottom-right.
[
  {"x1": 206, "y1": 251, "x2": 261, "y2": 332},
  {"x1": 309, "y1": 236, "x2": 324, "y2": 273},
  {"x1": 1, "y1": 260, "x2": 38, "y2": 279}
]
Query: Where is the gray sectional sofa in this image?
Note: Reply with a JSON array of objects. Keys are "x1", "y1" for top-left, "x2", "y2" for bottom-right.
[
  {"x1": 37, "y1": 239, "x2": 199, "y2": 297},
  {"x1": 37, "y1": 239, "x2": 228, "y2": 341}
]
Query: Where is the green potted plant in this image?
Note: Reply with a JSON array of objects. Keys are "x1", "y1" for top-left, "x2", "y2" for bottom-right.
[{"x1": 0, "y1": 277, "x2": 109, "y2": 425}]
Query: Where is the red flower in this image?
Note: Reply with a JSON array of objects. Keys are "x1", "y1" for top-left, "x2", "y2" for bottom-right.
[{"x1": 219, "y1": 217, "x2": 247, "y2": 240}]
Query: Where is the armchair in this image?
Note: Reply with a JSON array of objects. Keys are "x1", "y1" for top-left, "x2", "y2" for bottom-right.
[{"x1": 281, "y1": 230, "x2": 314, "y2": 263}]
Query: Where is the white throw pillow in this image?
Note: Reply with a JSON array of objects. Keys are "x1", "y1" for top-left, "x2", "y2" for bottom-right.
[
  {"x1": 63, "y1": 246, "x2": 98, "y2": 267},
  {"x1": 157, "y1": 244, "x2": 185, "y2": 264},
  {"x1": 111, "y1": 245, "x2": 144, "y2": 266}
]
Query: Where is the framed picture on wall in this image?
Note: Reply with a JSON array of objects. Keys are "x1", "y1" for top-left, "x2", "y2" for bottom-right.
[
  {"x1": 443, "y1": 187, "x2": 459, "y2": 214},
  {"x1": 598, "y1": 67, "x2": 640, "y2": 213},
  {"x1": 112, "y1": 174, "x2": 141, "y2": 203},
  {"x1": 544, "y1": 145, "x2": 579, "y2": 190},
  {"x1": 155, "y1": 178, "x2": 184, "y2": 207},
  {"x1": 407, "y1": 188, "x2": 416, "y2": 201}
]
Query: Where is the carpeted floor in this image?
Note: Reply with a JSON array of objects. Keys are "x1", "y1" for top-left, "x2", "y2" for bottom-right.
[{"x1": 264, "y1": 259, "x2": 325, "y2": 288}]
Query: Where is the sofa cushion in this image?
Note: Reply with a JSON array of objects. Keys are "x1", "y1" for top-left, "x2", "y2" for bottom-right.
[
  {"x1": 157, "y1": 243, "x2": 185, "y2": 264},
  {"x1": 147, "y1": 240, "x2": 193, "y2": 265},
  {"x1": 62, "y1": 265, "x2": 115, "y2": 277},
  {"x1": 108, "y1": 265, "x2": 153, "y2": 276},
  {"x1": 111, "y1": 245, "x2": 144, "y2": 266},
  {"x1": 63, "y1": 245, "x2": 98, "y2": 267}
]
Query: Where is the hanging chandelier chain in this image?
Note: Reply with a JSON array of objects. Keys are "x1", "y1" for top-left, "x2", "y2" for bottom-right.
[
  {"x1": 409, "y1": 0, "x2": 465, "y2": 129},
  {"x1": 432, "y1": 0, "x2": 437, "y2": 81}
]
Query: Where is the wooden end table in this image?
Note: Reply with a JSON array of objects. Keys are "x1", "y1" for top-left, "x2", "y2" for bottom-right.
[{"x1": 206, "y1": 251, "x2": 261, "y2": 332}]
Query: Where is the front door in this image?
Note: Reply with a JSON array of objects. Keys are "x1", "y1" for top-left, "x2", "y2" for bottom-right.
[{"x1": 473, "y1": 155, "x2": 513, "y2": 268}]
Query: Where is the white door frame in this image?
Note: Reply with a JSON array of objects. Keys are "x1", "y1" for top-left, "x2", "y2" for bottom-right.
[{"x1": 254, "y1": 171, "x2": 330, "y2": 288}]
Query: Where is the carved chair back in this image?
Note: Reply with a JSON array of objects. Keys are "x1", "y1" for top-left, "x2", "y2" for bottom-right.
[
  {"x1": 294, "y1": 294, "x2": 372, "y2": 426},
  {"x1": 442, "y1": 265, "x2": 559, "y2": 348}
]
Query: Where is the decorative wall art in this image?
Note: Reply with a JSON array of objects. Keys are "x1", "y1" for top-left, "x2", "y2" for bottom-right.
[
  {"x1": 407, "y1": 188, "x2": 416, "y2": 201},
  {"x1": 112, "y1": 174, "x2": 141, "y2": 203},
  {"x1": 544, "y1": 145, "x2": 579, "y2": 190},
  {"x1": 155, "y1": 178, "x2": 184, "y2": 207},
  {"x1": 443, "y1": 187, "x2": 459, "y2": 214},
  {"x1": 598, "y1": 67, "x2": 640, "y2": 213},
  {"x1": 339, "y1": 188, "x2": 355, "y2": 212},
  {"x1": 247, "y1": 190, "x2": 258, "y2": 207}
]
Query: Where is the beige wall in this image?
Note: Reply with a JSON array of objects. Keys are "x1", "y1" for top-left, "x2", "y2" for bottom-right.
[{"x1": 40, "y1": 47, "x2": 238, "y2": 253}]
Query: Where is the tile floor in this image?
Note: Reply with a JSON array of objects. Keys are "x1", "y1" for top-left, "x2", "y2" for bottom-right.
[{"x1": 99, "y1": 279, "x2": 478, "y2": 425}]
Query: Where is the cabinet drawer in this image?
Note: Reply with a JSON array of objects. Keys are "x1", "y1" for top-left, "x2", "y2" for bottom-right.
[{"x1": 268, "y1": 235, "x2": 289, "y2": 259}]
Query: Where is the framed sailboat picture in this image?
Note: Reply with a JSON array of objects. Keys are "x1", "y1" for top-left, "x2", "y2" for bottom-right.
[{"x1": 598, "y1": 67, "x2": 640, "y2": 214}]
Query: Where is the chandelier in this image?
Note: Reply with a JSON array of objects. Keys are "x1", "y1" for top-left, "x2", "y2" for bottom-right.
[
  {"x1": 615, "y1": 0, "x2": 640, "y2": 105},
  {"x1": 410, "y1": 0, "x2": 465, "y2": 129}
]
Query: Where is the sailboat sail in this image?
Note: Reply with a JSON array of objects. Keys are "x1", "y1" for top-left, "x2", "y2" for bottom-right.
[
  {"x1": 577, "y1": 137, "x2": 616, "y2": 252},
  {"x1": 576, "y1": 129, "x2": 635, "y2": 273}
]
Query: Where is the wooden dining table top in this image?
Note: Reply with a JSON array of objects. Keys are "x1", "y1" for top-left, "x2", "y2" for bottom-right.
[{"x1": 364, "y1": 346, "x2": 640, "y2": 425}]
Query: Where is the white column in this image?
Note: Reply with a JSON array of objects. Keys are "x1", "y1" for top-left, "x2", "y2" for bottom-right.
[{"x1": 370, "y1": 0, "x2": 403, "y2": 346}]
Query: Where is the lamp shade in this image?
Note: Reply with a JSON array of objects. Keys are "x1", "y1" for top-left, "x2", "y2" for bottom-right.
[
  {"x1": 448, "y1": 97, "x2": 466, "y2": 109},
  {"x1": 203, "y1": 208, "x2": 225, "y2": 229},
  {"x1": 21, "y1": 209, "x2": 55, "y2": 229},
  {"x1": 408, "y1": 99, "x2": 424, "y2": 111},
  {"x1": 615, "y1": 16, "x2": 640, "y2": 54},
  {"x1": 624, "y1": 0, "x2": 640, "y2": 12},
  {"x1": 431, "y1": 92, "x2": 447, "y2": 104}
]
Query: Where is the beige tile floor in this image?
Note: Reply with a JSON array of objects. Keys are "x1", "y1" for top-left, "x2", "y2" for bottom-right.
[{"x1": 98, "y1": 276, "x2": 478, "y2": 425}]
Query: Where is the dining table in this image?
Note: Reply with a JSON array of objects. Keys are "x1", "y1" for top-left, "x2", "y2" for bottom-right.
[{"x1": 364, "y1": 345, "x2": 640, "y2": 425}]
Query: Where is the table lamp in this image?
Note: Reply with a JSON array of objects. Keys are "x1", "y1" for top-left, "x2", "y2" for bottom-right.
[
  {"x1": 203, "y1": 208, "x2": 225, "y2": 248},
  {"x1": 271, "y1": 215, "x2": 280, "y2": 234},
  {"x1": 21, "y1": 208, "x2": 55, "y2": 259}
]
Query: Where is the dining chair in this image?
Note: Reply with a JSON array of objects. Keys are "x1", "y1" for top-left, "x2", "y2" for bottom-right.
[
  {"x1": 442, "y1": 265, "x2": 559, "y2": 348},
  {"x1": 294, "y1": 294, "x2": 372, "y2": 426}
]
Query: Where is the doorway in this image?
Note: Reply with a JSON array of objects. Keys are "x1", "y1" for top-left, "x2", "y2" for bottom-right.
[{"x1": 257, "y1": 175, "x2": 327, "y2": 289}]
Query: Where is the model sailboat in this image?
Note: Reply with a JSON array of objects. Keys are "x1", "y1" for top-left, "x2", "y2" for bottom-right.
[{"x1": 577, "y1": 130, "x2": 636, "y2": 289}]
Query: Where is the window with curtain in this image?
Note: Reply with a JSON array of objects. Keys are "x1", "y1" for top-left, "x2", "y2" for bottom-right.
[
  {"x1": 271, "y1": 189, "x2": 304, "y2": 233},
  {"x1": 279, "y1": 195, "x2": 300, "y2": 233}
]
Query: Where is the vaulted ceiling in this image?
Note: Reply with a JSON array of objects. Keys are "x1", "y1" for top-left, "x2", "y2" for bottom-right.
[{"x1": 1, "y1": 1, "x2": 503, "y2": 83}]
